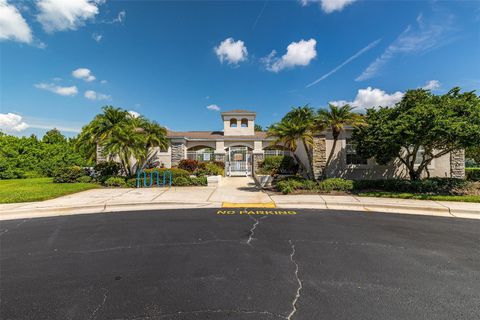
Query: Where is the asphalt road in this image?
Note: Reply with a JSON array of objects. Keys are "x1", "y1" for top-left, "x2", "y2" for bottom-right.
[{"x1": 1, "y1": 209, "x2": 479, "y2": 320}]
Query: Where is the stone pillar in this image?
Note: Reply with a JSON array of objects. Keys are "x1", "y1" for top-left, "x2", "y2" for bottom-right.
[
  {"x1": 312, "y1": 135, "x2": 327, "y2": 179},
  {"x1": 253, "y1": 153, "x2": 264, "y2": 175},
  {"x1": 450, "y1": 149, "x2": 465, "y2": 179},
  {"x1": 96, "y1": 144, "x2": 106, "y2": 163},
  {"x1": 214, "y1": 153, "x2": 225, "y2": 162},
  {"x1": 171, "y1": 142, "x2": 186, "y2": 167}
]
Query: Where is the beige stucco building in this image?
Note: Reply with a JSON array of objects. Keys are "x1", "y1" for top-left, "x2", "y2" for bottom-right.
[{"x1": 149, "y1": 109, "x2": 464, "y2": 179}]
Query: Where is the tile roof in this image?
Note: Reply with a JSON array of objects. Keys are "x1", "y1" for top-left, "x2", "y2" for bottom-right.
[
  {"x1": 221, "y1": 109, "x2": 256, "y2": 114},
  {"x1": 167, "y1": 130, "x2": 271, "y2": 140}
]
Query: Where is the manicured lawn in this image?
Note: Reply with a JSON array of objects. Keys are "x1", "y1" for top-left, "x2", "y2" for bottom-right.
[
  {"x1": 357, "y1": 191, "x2": 480, "y2": 203},
  {"x1": 0, "y1": 178, "x2": 99, "y2": 204}
]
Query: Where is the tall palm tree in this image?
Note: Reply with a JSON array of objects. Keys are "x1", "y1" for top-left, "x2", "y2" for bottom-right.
[
  {"x1": 76, "y1": 106, "x2": 169, "y2": 177},
  {"x1": 76, "y1": 106, "x2": 130, "y2": 161},
  {"x1": 102, "y1": 124, "x2": 145, "y2": 177},
  {"x1": 132, "y1": 117, "x2": 169, "y2": 170},
  {"x1": 316, "y1": 104, "x2": 365, "y2": 178},
  {"x1": 268, "y1": 106, "x2": 316, "y2": 178}
]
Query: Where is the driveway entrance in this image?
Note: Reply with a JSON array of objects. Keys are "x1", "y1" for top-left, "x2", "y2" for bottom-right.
[{"x1": 208, "y1": 177, "x2": 273, "y2": 206}]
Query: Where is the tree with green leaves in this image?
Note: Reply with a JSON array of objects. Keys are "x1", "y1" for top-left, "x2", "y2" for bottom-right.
[
  {"x1": 466, "y1": 146, "x2": 480, "y2": 166},
  {"x1": 76, "y1": 106, "x2": 168, "y2": 176},
  {"x1": 267, "y1": 106, "x2": 316, "y2": 178},
  {"x1": 316, "y1": 104, "x2": 365, "y2": 178},
  {"x1": 254, "y1": 124, "x2": 263, "y2": 132},
  {"x1": 353, "y1": 88, "x2": 480, "y2": 180}
]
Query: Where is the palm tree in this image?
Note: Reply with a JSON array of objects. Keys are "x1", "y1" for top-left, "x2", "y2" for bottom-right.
[
  {"x1": 316, "y1": 104, "x2": 365, "y2": 178},
  {"x1": 267, "y1": 106, "x2": 316, "y2": 178},
  {"x1": 76, "y1": 106, "x2": 168, "y2": 177},
  {"x1": 132, "y1": 117, "x2": 169, "y2": 170},
  {"x1": 76, "y1": 106, "x2": 130, "y2": 161}
]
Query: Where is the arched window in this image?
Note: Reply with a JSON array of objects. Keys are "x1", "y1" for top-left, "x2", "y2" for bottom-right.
[
  {"x1": 241, "y1": 118, "x2": 248, "y2": 128},
  {"x1": 230, "y1": 118, "x2": 237, "y2": 128}
]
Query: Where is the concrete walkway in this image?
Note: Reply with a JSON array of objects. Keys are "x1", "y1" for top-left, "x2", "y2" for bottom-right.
[
  {"x1": 1, "y1": 177, "x2": 479, "y2": 220},
  {"x1": 208, "y1": 177, "x2": 273, "y2": 206}
]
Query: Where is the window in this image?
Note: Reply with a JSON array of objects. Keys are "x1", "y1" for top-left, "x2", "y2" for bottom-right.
[
  {"x1": 346, "y1": 139, "x2": 368, "y2": 165},
  {"x1": 230, "y1": 118, "x2": 237, "y2": 128},
  {"x1": 241, "y1": 118, "x2": 248, "y2": 128}
]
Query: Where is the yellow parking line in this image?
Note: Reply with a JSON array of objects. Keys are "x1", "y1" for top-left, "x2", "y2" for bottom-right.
[{"x1": 222, "y1": 202, "x2": 276, "y2": 208}]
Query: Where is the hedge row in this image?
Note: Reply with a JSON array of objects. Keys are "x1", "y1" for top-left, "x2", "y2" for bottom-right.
[
  {"x1": 275, "y1": 177, "x2": 472, "y2": 195},
  {"x1": 466, "y1": 168, "x2": 480, "y2": 181}
]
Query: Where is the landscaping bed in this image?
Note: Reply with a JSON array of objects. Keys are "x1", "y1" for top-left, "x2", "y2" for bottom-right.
[{"x1": 269, "y1": 176, "x2": 480, "y2": 203}]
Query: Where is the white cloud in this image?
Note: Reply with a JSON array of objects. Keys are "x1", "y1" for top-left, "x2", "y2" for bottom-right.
[
  {"x1": 214, "y1": 38, "x2": 248, "y2": 65},
  {"x1": 356, "y1": 14, "x2": 455, "y2": 81},
  {"x1": 92, "y1": 32, "x2": 102, "y2": 42},
  {"x1": 128, "y1": 111, "x2": 140, "y2": 118},
  {"x1": 306, "y1": 39, "x2": 380, "y2": 87},
  {"x1": 300, "y1": 0, "x2": 356, "y2": 13},
  {"x1": 206, "y1": 104, "x2": 221, "y2": 111},
  {"x1": 36, "y1": 0, "x2": 100, "y2": 33},
  {"x1": 35, "y1": 83, "x2": 78, "y2": 96},
  {"x1": 100, "y1": 80, "x2": 107, "y2": 84},
  {"x1": 84, "y1": 90, "x2": 110, "y2": 100},
  {"x1": 103, "y1": 9, "x2": 126, "y2": 24},
  {"x1": 330, "y1": 87, "x2": 404, "y2": 110},
  {"x1": 264, "y1": 38, "x2": 317, "y2": 72},
  {"x1": 0, "y1": 113, "x2": 29, "y2": 132},
  {"x1": 0, "y1": 0, "x2": 33, "y2": 43},
  {"x1": 422, "y1": 80, "x2": 441, "y2": 91},
  {"x1": 72, "y1": 68, "x2": 96, "y2": 82}
]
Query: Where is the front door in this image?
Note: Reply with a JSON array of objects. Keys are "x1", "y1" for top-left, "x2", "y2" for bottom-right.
[{"x1": 227, "y1": 147, "x2": 251, "y2": 176}]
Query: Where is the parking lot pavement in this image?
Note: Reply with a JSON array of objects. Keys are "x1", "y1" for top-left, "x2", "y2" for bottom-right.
[{"x1": 1, "y1": 208, "x2": 479, "y2": 319}]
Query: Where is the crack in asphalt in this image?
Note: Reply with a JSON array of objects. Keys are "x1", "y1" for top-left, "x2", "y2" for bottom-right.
[
  {"x1": 246, "y1": 215, "x2": 260, "y2": 246},
  {"x1": 286, "y1": 240, "x2": 303, "y2": 320},
  {"x1": 246, "y1": 215, "x2": 269, "y2": 247},
  {"x1": 89, "y1": 288, "x2": 109, "y2": 320}
]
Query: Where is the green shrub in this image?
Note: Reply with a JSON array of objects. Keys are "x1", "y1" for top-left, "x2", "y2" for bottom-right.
[
  {"x1": 353, "y1": 178, "x2": 469, "y2": 194},
  {"x1": 259, "y1": 156, "x2": 298, "y2": 175},
  {"x1": 94, "y1": 161, "x2": 120, "y2": 182},
  {"x1": 318, "y1": 178, "x2": 354, "y2": 192},
  {"x1": 145, "y1": 168, "x2": 190, "y2": 179},
  {"x1": 104, "y1": 176, "x2": 127, "y2": 187},
  {"x1": 202, "y1": 162, "x2": 224, "y2": 176},
  {"x1": 190, "y1": 176, "x2": 208, "y2": 186},
  {"x1": 172, "y1": 176, "x2": 190, "y2": 186},
  {"x1": 126, "y1": 178, "x2": 138, "y2": 188},
  {"x1": 275, "y1": 177, "x2": 354, "y2": 194},
  {"x1": 466, "y1": 168, "x2": 480, "y2": 181},
  {"x1": 275, "y1": 177, "x2": 309, "y2": 194},
  {"x1": 178, "y1": 159, "x2": 199, "y2": 172},
  {"x1": 52, "y1": 166, "x2": 85, "y2": 183},
  {"x1": 76, "y1": 175, "x2": 92, "y2": 183}
]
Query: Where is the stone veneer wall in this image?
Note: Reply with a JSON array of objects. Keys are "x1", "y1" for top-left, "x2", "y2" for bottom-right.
[
  {"x1": 214, "y1": 154, "x2": 226, "y2": 162},
  {"x1": 450, "y1": 149, "x2": 465, "y2": 179},
  {"x1": 253, "y1": 153, "x2": 264, "y2": 175},
  {"x1": 312, "y1": 136, "x2": 327, "y2": 179},
  {"x1": 171, "y1": 143, "x2": 186, "y2": 166},
  {"x1": 96, "y1": 144, "x2": 106, "y2": 163}
]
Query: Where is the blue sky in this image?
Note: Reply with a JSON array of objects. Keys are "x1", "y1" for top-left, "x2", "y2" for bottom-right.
[{"x1": 1, "y1": 0, "x2": 479, "y2": 137}]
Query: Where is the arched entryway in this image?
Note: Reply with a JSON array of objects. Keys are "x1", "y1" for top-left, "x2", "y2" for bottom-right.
[{"x1": 226, "y1": 146, "x2": 253, "y2": 176}]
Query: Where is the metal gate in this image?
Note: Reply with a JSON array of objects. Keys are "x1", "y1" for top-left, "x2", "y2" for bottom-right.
[{"x1": 227, "y1": 146, "x2": 252, "y2": 176}]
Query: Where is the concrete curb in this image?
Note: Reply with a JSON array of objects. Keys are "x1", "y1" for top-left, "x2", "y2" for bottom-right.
[
  {"x1": 0, "y1": 202, "x2": 221, "y2": 221},
  {"x1": 1, "y1": 200, "x2": 478, "y2": 221}
]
